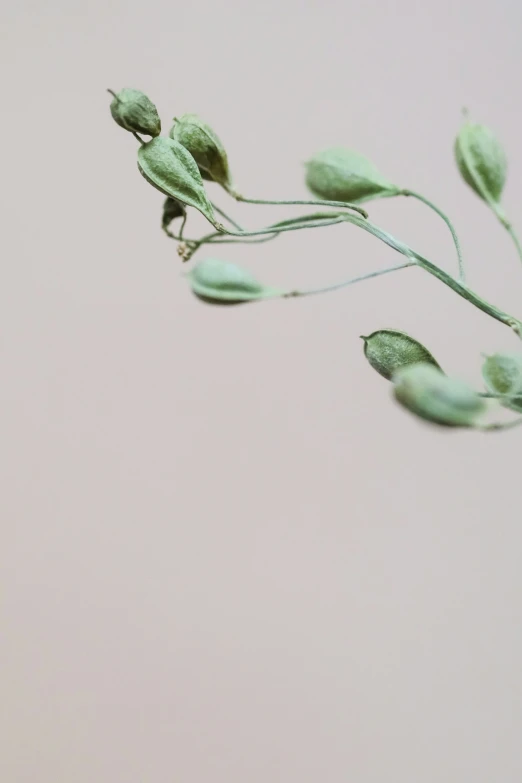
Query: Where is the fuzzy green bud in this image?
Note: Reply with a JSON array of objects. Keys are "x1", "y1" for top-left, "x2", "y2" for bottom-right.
[
  {"x1": 454, "y1": 121, "x2": 507, "y2": 205},
  {"x1": 187, "y1": 258, "x2": 281, "y2": 304},
  {"x1": 170, "y1": 114, "x2": 236, "y2": 195},
  {"x1": 109, "y1": 88, "x2": 161, "y2": 137},
  {"x1": 482, "y1": 352, "x2": 522, "y2": 413},
  {"x1": 305, "y1": 147, "x2": 399, "y2": 204},
  {"x1": 393, "y1": 364, "x2": 486, "y2": 427},
  {"x1": 361, "y1": 329, "x2": 441, "y2": 380}
]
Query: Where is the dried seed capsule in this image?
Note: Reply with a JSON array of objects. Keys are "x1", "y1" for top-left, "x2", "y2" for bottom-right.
[
  {"x1": 454, "y1": 121, "x2": 507, "y2": 204},
  {"x1": 137, "y1": 137, "x2": 217, "y2": 227},
  {"x1": 170, "y1": 114, "x2": 236, "y2": 194},
  {"x1": 305, "y1": 147, "x2": 399, "y2": 204},
  {"x1": 187, "y1": 258, "x2": 281, "y2": 303},
  {"x1": 109, "y1": 88, "x2": 161, "y2": 137},
  {"x1": 162, "y1": 197, "x2": 185, "y2": 232},
  {"x1": 393, "y1": 363, "x2": 486, "y2": 427},
  {"x1": 361, "y1": 329, "x2": 441, "y2": 380},
  {"x1": 482, "y1": 352, "x2": 522, "y2": 413}
]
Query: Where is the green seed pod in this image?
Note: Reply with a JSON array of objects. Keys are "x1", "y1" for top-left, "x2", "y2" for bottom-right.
[
  {"x1": 361, "y1": 329, "x2": 441, "y2": 381},
  {"x1": 170, "y1": 114, "x2": 235, "y2": 194},
  {"x1": 305, "y1": 147, "x2": 399, "y2": 204},
  {"x1": 109, "y1": 88, "x2": 161, "y2": 137},
  {"x1": 162, "y1": 197, "x2": 185, "y2": 232},
  {"x1": 482, "y1": 352, "x2": 522, "y2": 413},
  {"x1": 454, "y1": 121, "x2": 507, "y2": 205},
  {"x1": 393, "y1": 363, "x2": 486, "y2": 427},
  {"x1": 187, "y1": 258, "x2": 281, "y2": 304},
  {"x1": 137, "y1": 137, "x2": 217, "y2": 227}
]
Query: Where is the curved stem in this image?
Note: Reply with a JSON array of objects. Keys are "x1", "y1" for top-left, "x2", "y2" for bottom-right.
[
  {"x1": 340, "y1": 214, "x2": 522, "y2": 337},
  {"x1": 165, "y1": 213, "x2": 345, "y2": 249},
  {"x1": 483, "y1": 202, "x2": 522, "y2": 268},
  {"x1": 488, "y1": 202, "x2": 522, "y2": 267},
  {"x1": 399, "y1": 189, "x2": 465, "y2": 281},
  {"x1": 171, "y1": 216, "x2": 348, "y2": 262},
  {"x1": 167, "y1": 198, "x2": 522, "y2": 337},
  {"x1": 211, "y1": 202, "x2": 245, "y2": 231},
  {"x1": 235, "y1": 195, "x2": 368, "y2": 219},
  {"x1": 283, "y1": 262, "x2": 415, "y2": 298},
  {"x1": 206, "y1": 233, "x2": 280, "y2": 246},
  {"x1": 479, "y1": 391, "x2": 522, "y2": 399},
  {"x1": 505, "y1": 222, "x2": 522, "y2": 266},
  {"x1": 478, "y1": 417, "x2": 522, "y2": 432},
  {"x1": 178, "y1": 211, "x2": 187, "y2": 240},
  {"x1": 210, "y1": 215, "x2": 348, "y2": 240}
]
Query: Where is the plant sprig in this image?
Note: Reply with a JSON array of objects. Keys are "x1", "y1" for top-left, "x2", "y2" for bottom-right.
[{"x1": 108, "y1": 87, "x2": 522, "y2": 432}]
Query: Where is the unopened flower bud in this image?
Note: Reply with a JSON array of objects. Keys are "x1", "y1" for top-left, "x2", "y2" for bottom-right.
[
  {"x1": 170, "y1": 114, "x2": 236, "y2": 195},
  {"x1": 393, "y1": 363, "x2": 486, "y2": 427},
  {"x1": 109, "y1": 88, "x2": 161, "y2": 137},
  {"x1": 187, "y1": 258, "x2": 281, "y2": 303},
  {"x1": 482, "y1": 352, "x2": 522, "y2": 413},
  {"x1": 305, "y1": 147, "x2": 398, "y2": 204},
  {"x1": 361, "y1": 329, "x2": 441, "y2": 380},
  {"x1": 454, "y1": 121, "x2": 507, "y2": 205}
]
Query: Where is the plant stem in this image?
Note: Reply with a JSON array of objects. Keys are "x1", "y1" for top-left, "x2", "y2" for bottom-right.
[
  {"x1": 165, "y1": 213, "x2": 346, "y2": 250},
  {"x1": 341, "y1": 214, "x2": 522, "y2": 337},
  {"x1": 169, "y1": 196, "x2": 522, "y2": 337},
  {"x1": 490, "y1": 202, "x2": 522, "y2": 265},
  {"x1": 502, "y1": 217, "x2": 522, "y2": 267},
  {"x1": 178, "y1": 211, "x2": 187, "y2": 240},
  {"x1": 415, "y1": 255, "x2": 522, "y2": 335},
  {"x1": 478, "y1": 417, "x2": 522, "y2": 432},
  {"x1": 211, "y1": 202, "x2": 245, "y2": 231},
  {"x1": 235, "y1": 195, "x2": 368, "y2": 219},
  {"x1": 209, "y1": 215, "x2": 349, "y2": 240},
  {"x1": 399, "y1": 189, "x2": 465, "y2": 282},
  {"x1": 283, "y1": 262, "x2": 415, "y2": 298},
  {"x1": 172, "y1": 215, "x2": 348, "y2": 261},
  {"x1": 207, "y1": 234, "x2": 279, "y2": 245}
]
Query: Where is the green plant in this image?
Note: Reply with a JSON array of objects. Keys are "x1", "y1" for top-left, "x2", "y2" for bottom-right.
[{"x1": 108, "y1": 88, "x2": 522, "y2": 432}]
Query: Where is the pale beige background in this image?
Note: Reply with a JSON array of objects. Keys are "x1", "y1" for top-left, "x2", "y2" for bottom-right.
[{"x1": 2, "y1": 1, "x2": 522, "y2": 781}]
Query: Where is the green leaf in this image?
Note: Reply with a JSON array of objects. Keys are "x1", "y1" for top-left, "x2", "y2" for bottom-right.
[
  {"x1": 109, "y1": 88, "x2": 161, "y2": 137},
  {"x1": 170, "y1": 114, "x2": 235, "y2": 194},
  {"x1": 454, "y1": 122, "x2": 507, "y2": 205},
  {"x1": 482, "y1": 352, "x2": 522, "y2": 413},
  {"x1": 137, "y1": 137, "x2": 217, "y2": 226},
  {"x1": 305, "y1": 147, "x2": 399, "y2": 204},
  {"x1": 187, "y1": 258, "x2": 282, "y2": 304},
  {"x1": 361, "y1": 329, "x2": 441, "y2": 380},
  {"x1": 393, "y1": 363, "x2": 486, "y2": 427}
]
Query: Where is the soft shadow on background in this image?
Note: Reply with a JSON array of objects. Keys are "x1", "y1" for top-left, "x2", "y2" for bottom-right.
[{"x1": 3, "y1": 1, "x2": 522, "y2": 781}]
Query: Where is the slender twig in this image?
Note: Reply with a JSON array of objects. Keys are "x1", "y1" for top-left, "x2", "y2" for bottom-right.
[
  {"x1": 211, "y1": 202, "x2": 245, "y2": 231},
  {"x1": 505, "y1": 222, "x2": 522, "y2": 267},
  {"x1": 399, "y1": 189, "x2": 465, "y2": 281},
  {"x1": 478, "y1": 417, "x2": 522, "y2": 432},
  {"x1": 283, "y1": 262, "x2": 415, "y2": 298},
  {"x1": 235, "y1": 195, "x2": 368, "y2": 219},
  {"x1": 339, "y1": 213, "x2": 522, "y2": 338}
]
